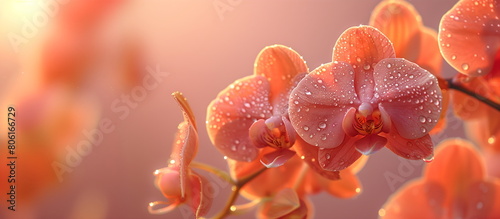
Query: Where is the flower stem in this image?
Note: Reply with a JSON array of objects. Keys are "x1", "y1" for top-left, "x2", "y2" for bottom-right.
[
  {"x1": 446, "y1": 78, "x2": 500, "y2": 112},
  {"x1": 211, "y1": 166, "x2": 268, "y2": 219}
]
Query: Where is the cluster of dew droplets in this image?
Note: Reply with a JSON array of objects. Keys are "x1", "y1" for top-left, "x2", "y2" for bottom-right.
[
  {"x1": 374, "y1": 60, "x2": 441, "y2": 139},
  {"x1": 290, "y1": 62, "x2": 359, "y2": 145},
  {"x1": 440, "y1": 0, "x2": 500, "y2": 75},
  {"x1": 207, "y1": 78, "x2": 273, "y2": 130}
]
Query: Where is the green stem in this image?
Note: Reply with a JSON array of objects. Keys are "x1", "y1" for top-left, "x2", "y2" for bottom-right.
[
  {"x1": 211, "y1": 166, "x2": 268, "y2": 219},
  {"x1": 446, "y1": 78, "x2": 500, "y2": 112}
]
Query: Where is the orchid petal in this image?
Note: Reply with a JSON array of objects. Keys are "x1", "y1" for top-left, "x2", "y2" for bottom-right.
[
  {"x1": 322, "y1": 170, "x2": 362, "y2": 199},
  {"x1": 254, "y1": 45, "x2": 309, "y2": 113},
  {"x1": 260, "y1": 149, "x2": 296, "y2": 168},
  {"x1": 415, "y1": 27, "x2": 443, "y2": 76},
  {"x1": 293, "y1": 137, "x2": 341, "y2": 180},
  {"x1": 154, "y1": 167, "x2": 183, "y2": 200},
  {"x1": 147, "y1": 201, "x2": 179, "y2": 215},
  {"x1": 189, "y1": 172, "x2": 213, "y2": 217},
  {"x1": 424, "y1": 139, "x2": 485, "y2": 197},
  {"x1": 289, "y1": 62, "x2": 359, "y2": 148},
  {"x1": 249, "y1": 116, "x2": 296, "y2": 149},
  {"x1": 169, "y1": 93, "x2": 199, "y2": 198},
  {"x1": 318, "y1": 136, "x2": 363, "y2": 171},
  {"x1": 228, "y1": 147, "x2": 303, "y2": 199},
  {"x1": 463, "y1": 180, "x2": 500, "y2": 219},
  {"x1": 249, "y1": 119, "x2": 270, "y2": 148},
  {"x1": 342, "y1": 107, "x2": 359, "y2": 137},
  {"x1": 258, "y1": 188, "x2": 301, "y2": 219},
  {"x1": 373, "y1": 58, "x2": 442, "y2": 139},
  {"x1": 439, "y1": 0, "x2": 500, "y2": 76},
  {"x1": 381, "y1": 127, "x2": 433, "y2": 160},
  {"x1": 354, "y1": 134, "x2": 388, "y2": 155},
  {"x1": 206, "y1": 75, "x2": 273, "y2": 161},
  {"x1": 370, "y1": 0, "x2": 422, "y2": 61},
  {"x1": 380, "y1": 180, "x2": 445, "y2": 219},
  {"x1": 332, "y1": 25, "x2": 396, "y2": 102}
]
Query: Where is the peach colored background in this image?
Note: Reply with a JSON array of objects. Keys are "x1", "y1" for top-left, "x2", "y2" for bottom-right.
[{"x1": 0, "y1": 0, "x2": 462, "y2": 218}]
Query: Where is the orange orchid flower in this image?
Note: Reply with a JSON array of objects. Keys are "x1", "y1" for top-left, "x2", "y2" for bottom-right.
[
  {"x1": 369, "y1": 0, "x2": 448, "y2": 134},
  {"x1": 206, "y1": 44, "x2": 309, "y2": 167},
  {"x1": 289, "y1": 26, "x2": 442, "y2": 171},
  {"x1": 148, "y1": 92, "x2": 212, "y2": 217},
  {"x1": 380, "y1": 138, "x2": 500, "y2": 219}
]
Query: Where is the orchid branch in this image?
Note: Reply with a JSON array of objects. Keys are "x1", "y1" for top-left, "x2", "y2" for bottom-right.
[{"x1": 445, "y1": 78, "x2": 500, "y2": 112}]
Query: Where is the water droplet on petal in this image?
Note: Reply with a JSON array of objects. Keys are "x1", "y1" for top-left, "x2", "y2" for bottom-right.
[
  {"x1": 305, "y1": 91, "x2": 312, "y2": 95},
  {"x1": 318, "y1": 122, "x2": 327, "y2": 129},
  {"x1": 462, "y1": 63, "x2": 469, "y2": 71},
  {"x1": 419, "y1": 116, "x2": 426, "y2": 123},
  {"x1": 303, "y1": 126, "x2": 309, "y2": 131},
  {"x1": 325, "y1": 153, "x2": 331, "y2": 159},
  {"x1": 423, "y1": 154, "x2": 434, "y2": 162},
  {"x1": 421, "y1": 127, "x2": 427, "y2": 133},
  {"x1": 363, "y1": 64, "x2": 371, "y2": 70}
]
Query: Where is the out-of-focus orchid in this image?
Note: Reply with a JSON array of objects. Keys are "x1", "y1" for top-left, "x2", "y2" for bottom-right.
[
  {"x1": 0, "y1": 84, "x2": 98, "y2": 203},
  {"x1": 289, "y1": 26, "x2": 442, "y2": 171},
  {"x1": 380, "y1": 138, "x2": 500, "y2": 219},
  {"x1": 148, "y1": 92, "x2": 212, "y2": 217},
  {"x1": 370, "y1": 0, "x2": 448, "y2": 134},
  {"x1": 206, "y1": 45, "x2": 308, "y2": 167}
]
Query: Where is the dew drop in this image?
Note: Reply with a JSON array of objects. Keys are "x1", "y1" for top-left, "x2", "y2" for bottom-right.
[
  {"x1": 305, "y1": 91, "x2": 312, "y2": 95},
  {"x1": 421, "y1": 127, "x2": 427, "y2": 133},
  {"x1": 462, "y1": 63, "x2": 469, "y2": 71},
  {"x1": 363, "y1": 64, "x2": 371, "y2": 70},
  {"x1": 387, "y1": 63, "x2": 392, "y2": 68},
  {"x1": 303, "y1": 126, "x2": 309, "y2": 131},
  {"x1": 319, "y1": 122, "x2": 327, "y2": 129},
  {"x1": 244, "y1": 103, "x2": 251, "y2": 108},
  {"x1": 231, "y1": 145, "x2": 237, "y2": 151},
  {"x1": 419, "y1": 116, "x2": 426, "y2": 123},
  {"x1": 423, "y1": 154, "x2": 434, "y2": 163},
  {"x1": 325, "y1": 153, "x2": 331, "y2": 159},
  {"x1": 321, "y1": 134, "x2": 327, "y2": 141},
  {"x1": 451, "y1": 55, "x2": 457, "y2": 60}
]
